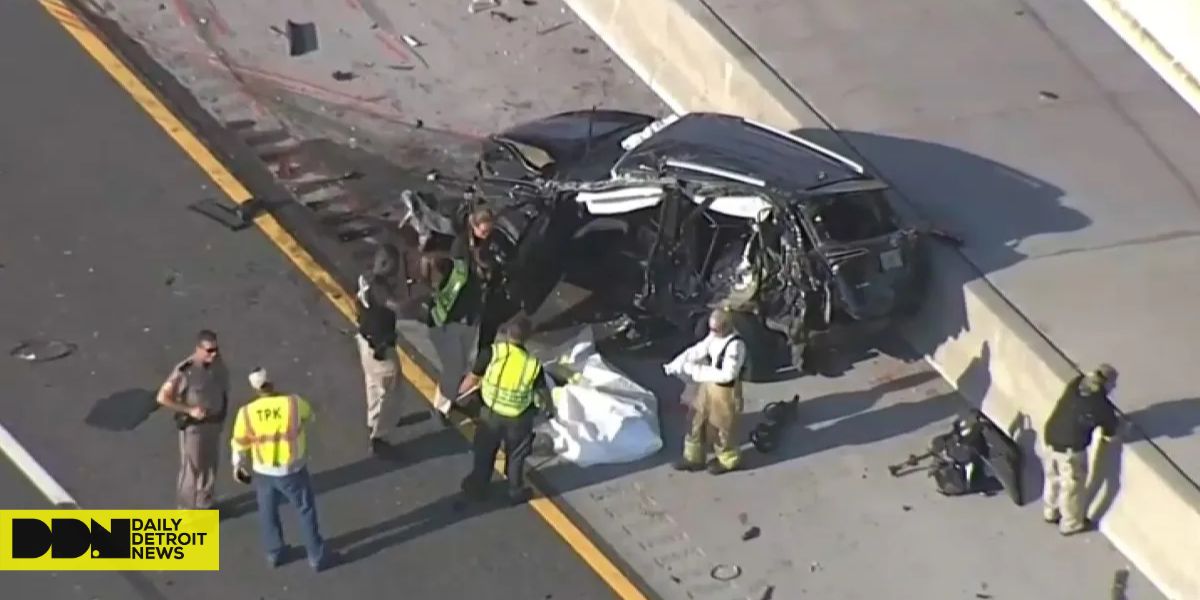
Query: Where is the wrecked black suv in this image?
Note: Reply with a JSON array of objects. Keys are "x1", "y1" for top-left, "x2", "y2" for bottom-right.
[{"x1": 430, "y1": 110, "x2": 927, "y2": 371}]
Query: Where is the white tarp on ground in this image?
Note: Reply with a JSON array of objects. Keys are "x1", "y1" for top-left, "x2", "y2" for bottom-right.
[{"x1": 529, "y1": 327, "x2": 663, "y2": 467}]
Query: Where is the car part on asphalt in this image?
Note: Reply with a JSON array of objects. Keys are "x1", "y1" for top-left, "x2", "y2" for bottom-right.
[{"x1": 10, "y1": 339, "x2": 77, "y2": 362}]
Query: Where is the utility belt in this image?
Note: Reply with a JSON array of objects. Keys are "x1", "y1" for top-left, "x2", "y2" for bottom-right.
[{"x1": 174, "y1": 409, "x2": 225, "y2": 430}]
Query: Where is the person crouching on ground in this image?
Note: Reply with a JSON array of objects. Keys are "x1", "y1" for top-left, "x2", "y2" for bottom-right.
[{"x1": 663, "y1": 308, "x2": 747, "y2": 475}]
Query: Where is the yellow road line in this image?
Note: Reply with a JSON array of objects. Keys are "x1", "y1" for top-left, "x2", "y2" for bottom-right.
[{"x1": 37, "y1": 1, "x2": 647, "y2": 597}]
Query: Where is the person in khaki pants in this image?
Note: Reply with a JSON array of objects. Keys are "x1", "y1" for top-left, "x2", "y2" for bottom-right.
[
  {"x1": 356, "y1": 271, "x2": 402, "y2": 456},
  {"x1": 1041, "y1": 364, "x2": 1121, "y2": 535},
  {"x1": 157, "y1": 329, "x2": 230, "y2": 509},
  {"x1": 663, "y1": 308, "x2": 748, "y2": 475}
]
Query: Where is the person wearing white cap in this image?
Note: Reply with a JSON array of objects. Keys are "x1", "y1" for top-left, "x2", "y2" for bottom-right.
[{"x1": 230, "y1": 368, "x2": 332, "y2": 571}]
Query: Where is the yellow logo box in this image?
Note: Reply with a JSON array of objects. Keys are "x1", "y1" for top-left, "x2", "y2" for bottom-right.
[{"x1": 0, "y1": 510, "x2": 219, "y2": 571}]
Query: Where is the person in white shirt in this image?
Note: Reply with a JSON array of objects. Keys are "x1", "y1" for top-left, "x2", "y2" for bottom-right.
[{"x1": 663, "y1": 308, "x2": 747, "y2": 474}]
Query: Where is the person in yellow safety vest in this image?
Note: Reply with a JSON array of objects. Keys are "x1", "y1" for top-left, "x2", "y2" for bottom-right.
[
  {"x1": 664, "y1": 308, "x2": 748, "y2": 475},
  {"x1": 230, "y1": 368, "x2": 333, "y2": 571},
  {"x1": 456, "y1": 315, "x2": 552, "y2": 505}
]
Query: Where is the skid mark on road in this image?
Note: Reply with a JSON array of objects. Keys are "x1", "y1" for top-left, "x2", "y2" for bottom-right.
[{"x1": 33, "y1": 0, "x2": 649, "y2": 597}]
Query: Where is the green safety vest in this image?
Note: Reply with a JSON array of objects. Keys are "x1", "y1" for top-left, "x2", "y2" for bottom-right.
[
  {"x1": 431, "y1": 258, "x2": 470, "y2": 326},
  {"x1": 480, "y1": 342, "x2": 542, "y2": 417}
]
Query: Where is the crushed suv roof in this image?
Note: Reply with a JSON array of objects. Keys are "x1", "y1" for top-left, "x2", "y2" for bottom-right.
[{"x1": 612, "y1": 113, "x2": 867, "y2": 191}]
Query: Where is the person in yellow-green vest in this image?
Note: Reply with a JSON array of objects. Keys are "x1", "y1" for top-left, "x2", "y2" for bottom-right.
[
  {"x1": 231, "y1": 368, "x2": 333, "y2": 571},
  {"x1": 456, "y1": 315, "x2": 552, "y2": 505}
]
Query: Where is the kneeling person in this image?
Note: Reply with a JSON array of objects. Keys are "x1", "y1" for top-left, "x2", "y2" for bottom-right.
[{"x1": 458, "y1": 316, "x2": 551, "y2": 504}]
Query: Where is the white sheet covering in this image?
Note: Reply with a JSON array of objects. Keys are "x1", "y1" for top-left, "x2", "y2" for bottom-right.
[{"x1": 530, "y1": 328, "x2": 663, "y2": 467}]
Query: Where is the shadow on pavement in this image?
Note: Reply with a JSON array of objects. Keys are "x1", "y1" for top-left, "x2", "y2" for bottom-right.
[
  {"x1": 327, "y1": 493, "x2": 503, "y2": 564},
  {"x1": 217, "y1": 426, "x2": 463, "y2": 521},
  {"x1": 85, "y1": 388, "x2": 159, "y2": 431}
]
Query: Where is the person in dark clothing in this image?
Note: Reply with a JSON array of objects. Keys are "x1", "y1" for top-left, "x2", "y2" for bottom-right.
[
  {"x1": 457, "y1": 316, "x2": 552, "y2": 505},
  {"x1": 1041, "y1": 363, "x2": 1121, "y2": 535},
  {"x1": 355, "y1": 264, "x2": 404, "y2": 455}
]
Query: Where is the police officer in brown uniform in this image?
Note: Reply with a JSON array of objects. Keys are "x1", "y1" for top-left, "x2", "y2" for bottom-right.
[{"x1": 157, "y1": 329, "x2": 230, "y2": 509}]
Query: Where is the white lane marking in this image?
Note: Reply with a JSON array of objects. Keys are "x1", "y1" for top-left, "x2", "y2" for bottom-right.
[{"x1": 0, "y1": 422, "x2": 78, "y2": 507}]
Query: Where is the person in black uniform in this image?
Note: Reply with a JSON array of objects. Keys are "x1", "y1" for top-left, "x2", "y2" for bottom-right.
[{"x1": 1041, "y1": 363, "x2": 1121, "y2": 535}]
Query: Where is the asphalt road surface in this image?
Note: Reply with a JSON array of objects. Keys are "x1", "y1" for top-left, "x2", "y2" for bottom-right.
[{"x1": 0, "y1": 1, "x2": 617, "y2": 598}]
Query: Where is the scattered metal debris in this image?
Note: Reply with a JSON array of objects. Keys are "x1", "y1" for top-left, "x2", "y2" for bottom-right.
[
  {"x1": 741, "y1": 526, "x2": 761, "y2": 541},
  {"x1": 491, "y1": 10, "x2": 517, "y2": 23},
  {"x1": 332, "y1": 70, "x2": 358, "y2": 81},
  {"x1": 186, "y1": 197, "x2": 261, "y2": 232},
  {"x1": 468, "y1": 0, "x2": 500, "y2": 13},
  {"x1": 389, "y1": 64, "x2": 415, "y2": 71},
  {"x1": 710, "y1": 564, "x2": 742, "y2": 581},
  {"x1": 402, "y1": 34, "x2": 424, "y2": 48},
  {"x1": 10, "y1": 339, "x2": 77, "y2": 362},
  {"x1": 536, "y1": 21, "x2": 571, "y2": 35},
  {"x1": 286, "y1": 20, "x2": 319, "y2": 56},
  {"x1": 809, "y1": 561, "x2": 822, "y2": 573},
  {"x1": 571, "y1": 47, "x2": 589, "y2": 55},
  {"x1": 269, "y1": 25, "x2": 286, "y2": 37},
  {"x1": 1039, "y1": 90, "x2": 1060, "y2": 101},
  {"x1": 759, "y1": 585, "x2": 775, "y2": 600}
]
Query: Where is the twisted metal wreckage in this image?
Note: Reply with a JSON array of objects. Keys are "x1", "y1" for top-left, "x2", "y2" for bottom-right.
[{"x1": 394, "y1": 110, "x2": 950, "y2": 378}]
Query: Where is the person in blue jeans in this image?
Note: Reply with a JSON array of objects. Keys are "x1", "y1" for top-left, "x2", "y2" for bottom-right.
[{"x1": 231, "y1": 368, "x2": 333, "y2": 571}]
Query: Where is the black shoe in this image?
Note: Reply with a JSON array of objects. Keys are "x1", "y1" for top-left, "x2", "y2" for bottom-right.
[
  {"x1": 507, "y1": 488, "x2": 533, "y2": 505},
  {"x1": 369, "y1": 437, "x2": 391, "y2": 457},
  {"x1": 673, "y1": 460, "x2": 705, "y2": 472},
  {"x1": 707, "y1": 460, "x2": 737, "y2": 475},
  {"x1": 310, "y1": 550, "x2": 339, "y2": 572},
  {"x1": 1060, "y1": 519, "x2": 1094, "y2": 536},
  {"x1": 460, "y1": 477, "x2": 487, "y2": 501}
]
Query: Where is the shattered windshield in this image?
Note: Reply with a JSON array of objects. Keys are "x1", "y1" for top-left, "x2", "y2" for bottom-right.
[{"x1": 805, "y1": 190, "x2": 898, "y2": 243}]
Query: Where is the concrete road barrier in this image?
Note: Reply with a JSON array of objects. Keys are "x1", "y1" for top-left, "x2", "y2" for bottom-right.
[
  {"x1": 565, "y1": 0, "x2": 1200, "y2": 597},
  {"x1": 1080, "y1": 0, "x2": 1200, "y2": 118}
]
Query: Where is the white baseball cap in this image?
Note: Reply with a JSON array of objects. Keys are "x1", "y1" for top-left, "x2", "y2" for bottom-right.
[{"x1": 248, "y1": 368, "x2": 270, "y2": 391}]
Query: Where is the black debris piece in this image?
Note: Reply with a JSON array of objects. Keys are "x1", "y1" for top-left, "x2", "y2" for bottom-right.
[
  {"x1": 572, "y1": 47, "x2": 589, "y2": 55},
  {"x1": 975, "y1": 594, "x2": 992, "y2": 599},
  {"x1": 490, "y1": 11, "x2": 518, "y2": 23},
  {"x1": 286, "y1": 20, "x2": 319, "y2": 56},
  {"x1": 536, "y1": 21, "x2": 571, "y2": 35},
  {"x1": 760, "y1": 585, "x2": 775, "y2": 600},
  {"x1": 415, "y1": 119, "x2": 425, "y2": 129},
  {"x1": 1039, "y1": 90, "x2": 1060, "y2": 101},
  {"x1": 522, "y1": 0, "x2": 538, "y2": 4},
  {"x1": 1015, "y1": 9, "x2": 1025, "y2": 15},
  {"x1": 750, "y1": 395, "x2": 800, "y2": 453},
  {"x1": 333, "y1": 70, "x2": 358, "y2": 81},
  {"x1": 710, "y1": 564, "x2": 741, "y2": 581},
  {"x1": 186, "y1": 197, "x2": 263, "y2": 231},
  {"x1": 10, "y1": 339, "x2": 77, "y2": 362},
  {"x1": 741, "y1": 526, "x2": 761, "y2": 541},
  {"x1": 371, "y1": 22, "x2": 379, "y2": 30},
  {"x1": 902, "y1": 505, "x2": 912, "y2": 511},
  {"x1": 164, "y1": 271, "x2": 178, "y2": 286},
  {"x1": 389, "y1": 64, "x2": 415, "y2": 71},
  {"x1": 269, "y1": 25, "x2": 286, "y2": 37},
  {"x1": 670, "y1": 575, "x2": 681, "y2": 584}
]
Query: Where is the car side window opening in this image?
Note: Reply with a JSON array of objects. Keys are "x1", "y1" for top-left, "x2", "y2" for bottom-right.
[{"x1": 807, "y1": 191, "x2": 898, "y2": 243}]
